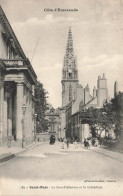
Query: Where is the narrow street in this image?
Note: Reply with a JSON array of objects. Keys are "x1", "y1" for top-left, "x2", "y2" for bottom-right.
[{"x1": 0, "y1": 142, "x2": 123, "y2": 195}]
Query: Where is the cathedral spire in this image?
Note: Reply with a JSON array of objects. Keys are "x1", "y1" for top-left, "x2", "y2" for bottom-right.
[
  {"x1": 62, "y1": 26, "x2": 78, "y2": 80},
  {"x1": 65, "y1": 25, "x2": 74, "y2": 58},
  {"x1": 61, "y1": 26, "x2": 79, "y2": 107}
]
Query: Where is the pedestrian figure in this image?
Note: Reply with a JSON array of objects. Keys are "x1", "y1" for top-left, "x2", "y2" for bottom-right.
[
  {"x1": 61, "y1": 142, "x2": 65, "y2": 149},
  {"x1": 92, "y1": 139, "x2": 95, "y2": 146},
  {"x1": 52, "y1": 135, "x2": 55, "y2": 144},
  {"x1": 62, "y1": 137, "x2": 66, "y2": 149},
  {"x1": 74, "y1": 140, "x2": 78, "y2": 148},
  {"x1": 49, "y1": 135, "x2": 54, "y2": 145},
  {"x1": 86, "y1": 141, "x2": 89, "y2": 148},
  {"x1": 86, "y1": 140, "x2": 90, "y2": 148},
  {"x1": 84, "y1": 138, "x2": 87, "y2": 148},
  {"x1": 84, "y1": 138, "x2": 90, "y2": 148},
  {"x1": 88, "y1": 139, "x2": 91, "y2": 148},
  {"x1": 66, "y1": 138, "x2": 70, "y2": 148}
]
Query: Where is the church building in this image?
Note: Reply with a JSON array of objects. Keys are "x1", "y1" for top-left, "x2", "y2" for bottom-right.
[{"x1": 61, "y1": 26, "x2": 108, "y2": 141}]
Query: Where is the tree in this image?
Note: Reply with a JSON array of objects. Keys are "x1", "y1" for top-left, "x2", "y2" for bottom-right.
[
  {"x1": 98, "y1": 101, "x2": 117, "y2": 137},
  {"x1": 80, "y1": 103, "x2": 116, "y2": 138},
  {"x1": 80, "y1": 107, "x2": 101, "y2": 137},
  {"x1": 111, "y1": 92, "x2": 123, "y2": 139},
  {"x1": 80, "y1": 92, "x2": 123, "y2": 150},
  {"x1": 35, "y1": 81, "x2": 49, "y2": 133}
]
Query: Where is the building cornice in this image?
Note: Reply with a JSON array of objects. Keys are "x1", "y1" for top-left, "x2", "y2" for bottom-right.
[
  {"x1": 0, "y1": 6, "x2": 26, "y2": 59},
  {"x1": 0, "y1": 6, "x2": 37, "y2": 82},
  {"x1": 61, "y1": 79, "x2": 79, "y2": 83},
  {"x1": 0, "y1": 59, "x2": 6, "y2": 71}
]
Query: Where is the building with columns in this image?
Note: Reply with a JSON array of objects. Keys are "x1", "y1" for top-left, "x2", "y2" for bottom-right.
[
  {"x1": 61, "y1": 26, "x2": 108, "y2": 141},
  {"x1": 0, "y1": 6, "x2": 37, "y2": 147},
  {"x1": 45, "y1": 104, "x2": 61, "y2": 139}
]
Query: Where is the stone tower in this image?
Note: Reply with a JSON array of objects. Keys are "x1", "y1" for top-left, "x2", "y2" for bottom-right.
[
  {"x1": 97, "y1": 73, "x2": 108, "y2": 106},
  {"x1": 61, "y1": 26, "x2": 79, "y2": 107},
  {"x1": 114, "y1": 81, "x2": 118, "y2": 97}
]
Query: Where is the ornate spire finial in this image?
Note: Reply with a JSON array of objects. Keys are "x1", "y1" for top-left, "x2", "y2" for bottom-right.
[{"x1": 62, "y1": 26, "x2": 78, "y2": 81}]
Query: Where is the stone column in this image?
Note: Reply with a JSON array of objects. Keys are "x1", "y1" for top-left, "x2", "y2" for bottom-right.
[
  {"x1": 8, "y1": 94, "x2": 12, "y2": 137},
  {"x1": 12, "y1": 90, "x2": 17, "y2": 140},
  {"x1": 26, "y1": 89, "x2": 29, "y2": 138},
  {"x1": 27, "y1": 89, "x2": 32, "y2": 142},
  {"x1": 4, "y1": 91, "x2": 8, "y2": 139},
  {"x1": 32, "y1": 100, "x2": 35, "y2": 139},
  {"x1": 0, "y1": 82, "x2": 4, "y2": 145},
  {"x1": 16, "y1": 83, "x2": 24, "y2": 142},
  {"x1": 23, "y1": 85, "x2": 27, "y2": 136},
  {"x1": 29, "y1": 90, "x2": 32, "y2": 142}
]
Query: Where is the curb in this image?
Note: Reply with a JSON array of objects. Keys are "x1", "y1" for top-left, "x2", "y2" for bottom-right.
[
  {"x1": 90, "y1": 147, "x2": 123, "y2": 163},
  {"x1": 0, "y1": 154, "x2": 16, "y2": 163},
  {"x1": 0, "y1": 141, "x2": 46, "y2": 163}
]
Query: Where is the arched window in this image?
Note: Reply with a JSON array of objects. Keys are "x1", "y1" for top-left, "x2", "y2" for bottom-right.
[{"x1": 69, "y1": 85, "x2": 72, "y2": 101}]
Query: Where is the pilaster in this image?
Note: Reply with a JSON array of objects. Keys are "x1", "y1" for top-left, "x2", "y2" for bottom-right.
[
  {"x1": 8, "y1": 93, "x2": 12, "y2": 137},
  {"x1": 29, "y1": 90, "x2": 32, "y2": 141},
  {"x1": 0, "y1": 81, "x2": 4, "y2": 145},
  {"x1": 3, "y1": 91, "x2": 8, "y2": 138},
  {"x1": 16, "y1": 82, "x2": 24, "y2": 140}
]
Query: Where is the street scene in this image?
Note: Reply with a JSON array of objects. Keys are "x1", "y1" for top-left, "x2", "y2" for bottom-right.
[
  {"x1": 0, "y1": 141, "x2": 123, "y2": 181},
  {"x1": 0, "y1": 141, "x2": 123, "y2": 195},
  {"x1": 0, "y1": 0, "x2": 123, "y2": 195}
]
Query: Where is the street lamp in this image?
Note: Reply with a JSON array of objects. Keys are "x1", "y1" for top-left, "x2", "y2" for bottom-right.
[
  {"x1": 34, "y1": 113, "x2": 37, "y2": 142},
  {"x1": 22, "y1": 104, "x2": 26, "y2": 148}
]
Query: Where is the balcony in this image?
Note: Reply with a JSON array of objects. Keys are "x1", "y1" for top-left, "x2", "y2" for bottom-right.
[
  {"x1": 2, "y1": 59, "x2": 24, "y2": 66},
  {"x1": 1, "y1": 58, "x2": 37, "y2": 84}
]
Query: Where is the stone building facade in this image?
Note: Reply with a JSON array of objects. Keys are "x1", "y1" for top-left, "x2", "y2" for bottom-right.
[
  {"x1": 45, "y1": 103, "x2": 66, "y2": 140},
  {"x1": 61, "y1": 26, "x2": 108, "y2": 141},
  {"x1": 45, "y1": 105, "x2": 60, "y2": 139},
  {"x1": 0, "y1": 6, "x2": 37, "y2": 147},
  {"x1": 71, "y1": 73, "x2": 108, "y2": 141},
  {"x1": 61, "y1": 26, "x2": 78, "y2": 108}
]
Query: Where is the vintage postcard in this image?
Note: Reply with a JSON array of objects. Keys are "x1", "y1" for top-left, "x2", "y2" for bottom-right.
[{"x1": 0, "y1": 0, "x2": 123, "y2": 195}]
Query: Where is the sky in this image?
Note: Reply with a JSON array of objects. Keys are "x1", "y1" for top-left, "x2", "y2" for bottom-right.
[{"x1": 0, "y1": 0, "x2": 123, "y2": 108}]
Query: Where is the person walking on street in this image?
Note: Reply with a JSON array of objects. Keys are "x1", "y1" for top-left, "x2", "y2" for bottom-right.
[
  {"x1": 84, "y1": 138, "x2": 87, "y2": 148},
  {"x1": 62, "y1": 137, "x2": 66, "y2": 149},
  {"x1": 74, "y1": 140, "x2": 78, "y2": 148},
  {"x1": 66, "y1": 138, "x2": 70, "y2": 148}
]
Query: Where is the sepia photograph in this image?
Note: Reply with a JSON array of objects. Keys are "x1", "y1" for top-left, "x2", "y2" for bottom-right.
[{"x1": 0, "y1": 0, "x2": 123, "y2": 195}]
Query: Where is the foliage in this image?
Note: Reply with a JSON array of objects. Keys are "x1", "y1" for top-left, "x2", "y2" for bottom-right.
[
  {"x1": 35, "y1": 81, "x2": 49, "y2": 132},
  {"x1": 80, "y1": 107, "x2": 101, "y2": 137},
  {"x1": 80, "y1": 92, "x2": 123, "y2": 139},
  {"x1": 111, "y1": 92, "x2": 123, "y2": 139}
]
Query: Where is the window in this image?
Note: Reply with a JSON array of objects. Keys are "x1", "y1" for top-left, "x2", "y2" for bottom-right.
[
  {"x1": 69, "y1": 73, "x2": 72, "y2": 78},
  {"x1": 69, "y1": 85, "x2": 72, "y2": 101}
]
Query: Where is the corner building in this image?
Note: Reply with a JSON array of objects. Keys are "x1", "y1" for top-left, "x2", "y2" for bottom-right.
[{"x1": 0, "y1": 6, "x2": 37, "y2": 147}]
